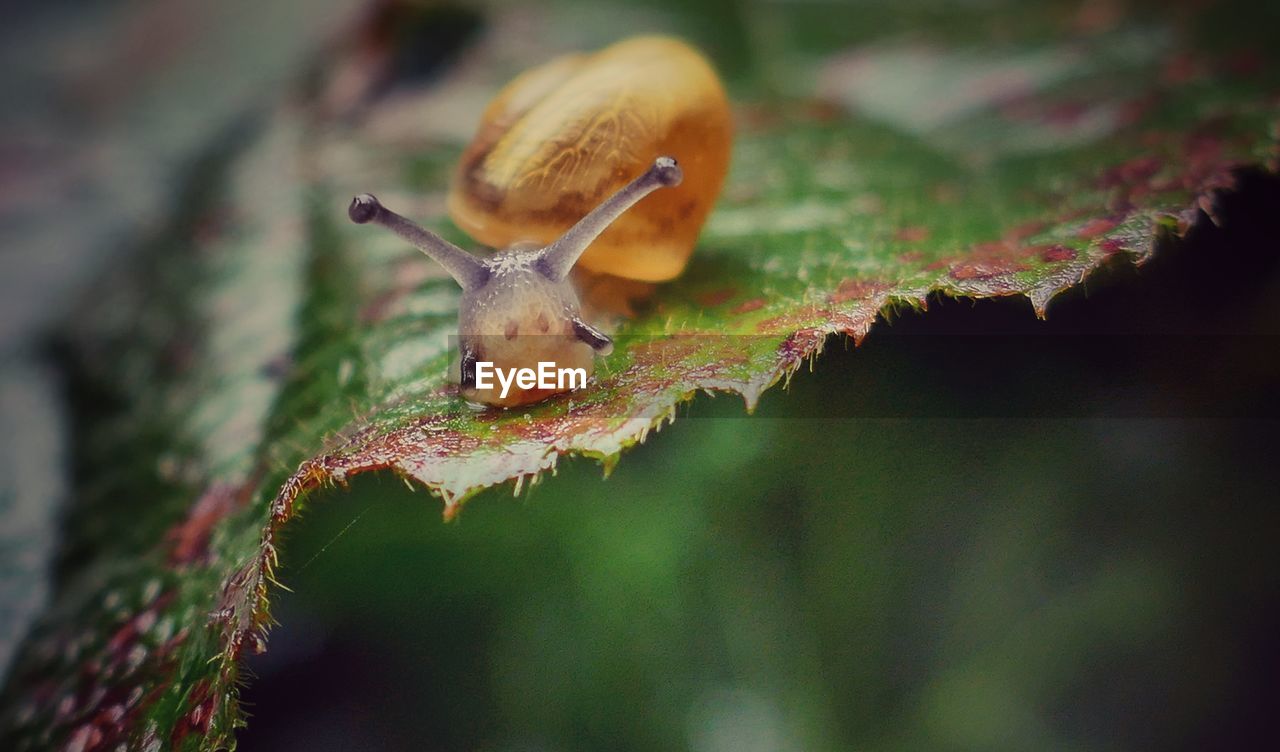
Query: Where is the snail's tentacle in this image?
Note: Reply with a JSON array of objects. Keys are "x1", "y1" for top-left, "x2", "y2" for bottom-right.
[
  {"x1": 570, "y1": 317, "x2": 614, "y2": 354},
  {"x1": 536, "y1": 156, "x2": 683, "y2": 281},
  {"x1": 459, "y1": 341, "x2": 479, "y2": 389},
  {"x1": 349, "y1": 194, "x2": 490, "y2": 290}
]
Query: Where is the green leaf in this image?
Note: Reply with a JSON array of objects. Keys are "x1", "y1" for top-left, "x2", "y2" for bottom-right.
[{"x1": 2, "y1": 0, "x2": 1277, "y2": 748}]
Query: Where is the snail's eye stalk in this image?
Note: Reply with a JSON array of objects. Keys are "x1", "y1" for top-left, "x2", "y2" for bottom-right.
[
  {"x1": 459, "y1": 343, "x2": 479, "y2": 389},
  {"x1": 571, "y1": 317, "x2": 614, "y2": 355},
  {"x1": 349, "y1": 194, "x2": 489, "y2": 290},
  {"x1": 536, "y1": 156, "x2": 684, "y2": 281}
]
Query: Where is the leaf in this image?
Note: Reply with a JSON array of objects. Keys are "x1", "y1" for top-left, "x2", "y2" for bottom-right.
[{"x1": 2, "y1": 1, "x2": 1277, "y2": 749}]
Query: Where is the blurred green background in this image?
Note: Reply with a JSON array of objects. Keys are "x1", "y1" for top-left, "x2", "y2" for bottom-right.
[{"x1": 241, "y1": 179, "x2": 1280, "y2": 751}]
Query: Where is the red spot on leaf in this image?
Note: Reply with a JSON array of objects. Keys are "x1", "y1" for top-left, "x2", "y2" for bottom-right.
[
  {"x1": 894, "y1": 226, "x2": 930, "y2": 243},
  {"x1": 830, "y1": 278, "x2": 890, "y2": 305},
  {"x1": 1100, "y1": 238, "x2": 1126, "y2": 255},
  {"x1": 170, "y1": 680, "x2": 217, "y2": 748},
  {"x1": 1073, "y1": 0, "x2": 1122, "y2": 33},
  {"x1": 736, "y1": 102, "x2": 785, "y2": 133},
  {"x1": 943, "y1": 233, "x2": 1040, "y2": 280},
  {"x1": 1224, "y1": 49, "x2": 1263, "y2": 78},
  {"x1": 1039, "y1": 244, "x2": 1076, "y2": 262},
  {"x1": 1075, "y1": 217, "x2": 1120, "y2": 239},
  {"x1": 106, "y1": 592, "x2": 175, "y2": 659},
  {"x1": 1003, "y1": 220, "x2": 1047, "y2": 244},
  {"x1": 168, "y1": 481, "x2": 253, "y2": 566},
  {"x1": 932, "y1": 182, "x2": 961, "y2": 204},
  {"x1": 731, "y1": 298, "x2": 766, "y2": 315},
  {"x1": 696, "y1": 287, "x2": 737, "y2": 307},
  {"x1": 949, "y1": 259, "x2": 1026, "y2": 280},
  {"x1": 1162, "y1": 52, "x2": 1201, "y2": 85},
  {"x1": 755, "y1": 310, "x2": 814, "y2": 335},
  {"x1": 801, "y1": 98, "x2": 844, "y2": 123},
  {"x1": 1041, "y1": 99, "x2": 1090, "y2": 126},
  {"x1": 1100, "y1": 156, "x2": 1162, "y2": 189},
  {"x1": 971, "y1": 240, "x2": 1013, "y2": 256},
  {"x1": 779, "y1": 329, "x2": 827, "y2": 364},
  {"x1": 191, "y1": 204, "x2": 235, "y2": 248}
]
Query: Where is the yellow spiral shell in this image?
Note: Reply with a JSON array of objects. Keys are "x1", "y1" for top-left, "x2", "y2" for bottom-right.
[{"x1": 447, "y1": 35, "x2": 733, "y2": 282}]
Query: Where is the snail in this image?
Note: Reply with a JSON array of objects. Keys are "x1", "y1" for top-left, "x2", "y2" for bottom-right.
[
  {"x1": 349, "y1": 36, "x2": 733, "y2": 406},
  {"x1": 349, "y1": 157, "x2": 683, "y2": 407}
]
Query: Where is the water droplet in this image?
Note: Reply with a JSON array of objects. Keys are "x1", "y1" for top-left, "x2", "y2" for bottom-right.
[
  {"x1": 125, "y1": 644, "x2": 148, "y2": 672},
  {"x1": 135, "y1": 610, "x2": 157, "y2": 634},
  {"x1": 64, "y1": 724, "x2": 101, "y2": 752},
  {"x1": 55, "y1": 695, "x2": 76, "y2": 721},
  {"x1": 141, "y1": 579, "x2": 162, "y2": 605},
  {"x1": 153, "y1": 616, "x2": 175, "y2": 643},
  {"x1": 141, "y1": 723, "x2": 163, "y2": 752},
  {"x1": 101, "y1": 704, "x2": 125, "y2": 725}
]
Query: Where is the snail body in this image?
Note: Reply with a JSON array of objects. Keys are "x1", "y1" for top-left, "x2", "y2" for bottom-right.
[
  {"x1": 349, "y1": 36, "x2": 731, "y2": 407},
  {"x1": 350, "y1": 158, "x2": 683, "y2": 407}
]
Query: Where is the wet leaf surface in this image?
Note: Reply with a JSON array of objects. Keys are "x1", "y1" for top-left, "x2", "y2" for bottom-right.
[{"x1": 2, "y1": 0, "x2": 1278, "y2": 748}]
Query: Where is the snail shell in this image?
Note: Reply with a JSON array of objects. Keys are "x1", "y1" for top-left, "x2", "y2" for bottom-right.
[{"x1": 448, "y1": 35, "x2": 733, "y2": 282}]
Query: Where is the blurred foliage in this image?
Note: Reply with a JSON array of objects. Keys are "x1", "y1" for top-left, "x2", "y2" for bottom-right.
[
  {"x1": 243, "y1": 413, "x2": 1280, "y2": 751},
  {"x1": 245, "y1": 180, "x2": 1280, "y2": 750},
  {"x1": 1, "y1": 0, "x2": 1278, "y2": 749}
]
